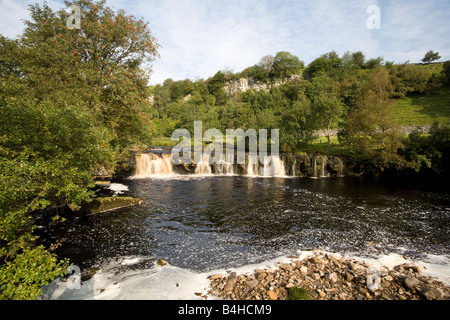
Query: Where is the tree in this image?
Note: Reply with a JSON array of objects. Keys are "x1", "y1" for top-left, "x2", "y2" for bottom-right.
[
  {"x1": 422, "y1": 50, "x2": 441, "y2": 64},
  {"x1": 207, "y1": 71, "x2": 228, "y2": 105},
  {"x1": 389, "y1": 63, "x2": 432, "y2": 97},
  {"x1": 270, "y1": 51, "x2": 304, "y2": 80},
  {"x1": 442, "y1": 61, "x2": 450, "y2": 83},
  {"x1": 19, "y1": 0, "x2": 160, "y2": 149},
  {"x1": 405, "y1": 122, "x2": 450, "y2": 177},
  {"x1": 280, "y1": 99, "x2": 314, "y2": 151},
  {"x1": 0, "y1": 0, "x2": 159, "y2": 299},
  {"x1": 0, "y1": 79, "x2": 112, "y2": 299},
  {"x1": 339, "y1": 67, "x2": 407, "y2": 171},
  {"x1": 352, "y1": 51, "x2": 366, "y2": 68},
  {"x1": 258, "y1": 55, "x2": 275, "y2": 74},
  {"x1": 303, "y1": 51, "x2": 342, "y2": 79},
  {"x1": 240, "y1": 64, "x2": 269, "y2": 83},
  {"x1": 307, "y1": 74, "x2": 345, "y2": 143}
]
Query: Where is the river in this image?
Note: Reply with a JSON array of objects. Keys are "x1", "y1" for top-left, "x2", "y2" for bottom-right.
[{"x1": 40, "y1": 173, "x2": 450, "y2": 299}]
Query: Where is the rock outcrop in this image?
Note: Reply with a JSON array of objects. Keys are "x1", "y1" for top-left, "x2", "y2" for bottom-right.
[{"x1": 223, "y1": 75, "x2": 301, "y2": 95}]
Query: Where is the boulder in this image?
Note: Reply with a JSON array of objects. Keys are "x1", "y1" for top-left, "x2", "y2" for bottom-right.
[{"x1": 404, "y1": 276, "x2": 420, "y2": 291}]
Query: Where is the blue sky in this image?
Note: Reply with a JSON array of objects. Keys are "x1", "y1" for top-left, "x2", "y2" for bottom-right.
[{"x1": 1, "y1": 0, "x2": 449, "y2": 85}]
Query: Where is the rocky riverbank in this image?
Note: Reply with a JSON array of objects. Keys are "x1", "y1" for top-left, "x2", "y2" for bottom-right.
[{"x1": 207, "y1": 251, "x2": 450, "y2": 300}]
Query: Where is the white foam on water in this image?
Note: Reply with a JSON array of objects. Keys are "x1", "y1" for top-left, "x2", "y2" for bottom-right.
[
  {"x1": 417, "y1": 254, "x2": 450, "y2": 285},
  {"x1": 108, "y1": 183, "x2": 129, "y2": 195},
  {"x1": 120, "y1": 257, "x2": 141, "y2": 266},
  {"x1": 43, "y1": 262, "x2": 213, "y2": 300},
  {"x1": 42, "y1": 250, "x2": 450, "y2": 300}
]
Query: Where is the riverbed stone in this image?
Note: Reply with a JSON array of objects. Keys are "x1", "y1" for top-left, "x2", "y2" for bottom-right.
[
  {"x1": 404, "y1": 276, "x2": 420, "y2": 291},
  {"x1": 246, "y1": 279, "x2": 259, "y2": 290},
  {"x1": 267, "y1": 290, "x2": 278, "y2": 300},
  {"x1": 209, "y1": 274, "x2": 223, "y2": 280},
  {"x1": 422, "y1": 288, "x2": 443, "y2": 300},
  {"x1": 207, "y1": 251, "x2": 450, "y2": 301},
  {"x1": 328, "y1": 272, "x2": 338, "y2": 283}
]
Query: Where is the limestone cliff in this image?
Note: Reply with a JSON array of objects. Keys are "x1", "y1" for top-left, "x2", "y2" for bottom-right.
[{"x1": 223, "y1": 75, "x2": 301, "y2": 95}]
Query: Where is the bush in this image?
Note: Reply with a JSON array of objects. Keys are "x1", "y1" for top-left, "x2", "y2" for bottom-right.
[{"x1": 0, "y1": 246, "x2": 68, "y2": 300}]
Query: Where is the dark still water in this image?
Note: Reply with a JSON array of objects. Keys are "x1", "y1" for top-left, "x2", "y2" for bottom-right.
[{"x1": 47, "y1": 176, "x2": 450, "y2": 272}]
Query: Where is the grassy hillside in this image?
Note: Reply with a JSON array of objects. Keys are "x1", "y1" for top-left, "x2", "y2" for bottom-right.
[{"x1": 391, "y1": 85, "x2": 450, "y2": 126}]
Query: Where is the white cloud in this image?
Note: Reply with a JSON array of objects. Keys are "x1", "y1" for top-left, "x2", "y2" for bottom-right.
[
  {"x1": 380, "y1": 0, "x2": 450, "y2": 63},
  {"x1": 0, "y1": 0, "x2": 65, "y2": 38},
  {"x1": 1, "y1": 0, "x2": 449, "y2": 84}
]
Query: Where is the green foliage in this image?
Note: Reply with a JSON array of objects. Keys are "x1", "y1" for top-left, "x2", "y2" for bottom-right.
[
  {"x1": 303, "y1": 51, "x2": 343, "y2": 80},
  {"x1": 422, "y1": 50, "x2": 441, "y2": 64},
  {"x1": 270, "y1": 51, "x2": 304, "y2": 80},
  {"x1": 239, "y1": 64, "x2": 269, "y2": 83},
  {"x1": 443, "y1": 61, "x2": 450, "y2": 83},
  {"x1": 207, "y1": 71, "x2": 228, "y2": 105},
  {"x1": 307, "y1": 73, "x2": 345, "y2": 143},
  {"x1": 339, "y1": 68, "x2": 408, "y2": 171},
  {"x1": 404, "y1": 122, "x2": 450, "y2": 176},
  {"x1": 287, "y1": 287, "x2": 310, "y2": 300},
  {"x1": 19, "y1": 0, "x2": 159, "y2": 149},
  {"x1": 0, "y1": 246, "x2": 68, "y2": 300},
  {"x1": 280, "y1": 99, "x2": 314, "y2": 152},
  {"x1": 0, "y1": 0, "x2": 160, "y2": 299},
  {"x1": 389, "y1": 63, "x2": 442, "y2": 97}
]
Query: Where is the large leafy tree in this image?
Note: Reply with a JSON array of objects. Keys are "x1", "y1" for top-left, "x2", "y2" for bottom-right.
[
  {"x1": 339, "y1": 67, "x2": 407, "y2": 170},
  {"x1": 19, "y1": 0, "x2": 160, "y2": 149},
  {"x1": 0, "y1": 0, "x2": 159, "y2": 299},
  {"x1": 307, "y1": 73, "x2": 345, "y2": 143}
]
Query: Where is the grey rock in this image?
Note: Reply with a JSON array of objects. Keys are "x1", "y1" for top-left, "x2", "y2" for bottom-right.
[
  {"x1": 404, "y1": 276, "x2": 420, "y2": 291},
  {"x1": 422, "y1": 288, "x2": 443, "y2": 300},
  {"x1": 246, "y1": 279, "x2": 259, "y2": 290},
  {"x1": 343, "y1": 271, "x2": 354, "y2": 282},
  {"x1": 328, "y1": 272, "x2": 338, "y2": 283}
]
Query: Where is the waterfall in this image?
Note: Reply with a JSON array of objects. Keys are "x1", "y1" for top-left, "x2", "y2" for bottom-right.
[
  {"x1": 134, "y1": 151, "x2": 296, "y2": 178},
  {"x1": 194, "y1": 153, "x2": 212, "y2": 175},
  {"x1": 311, "y1": 156, "x2": 318, "y2": 178},
  {"x1": 259, "y1": 155, "x2": 286, "y2": 177},
  {"x1": 336, "y1": 157, "x2": 344, "y2": 176},
  {"x1": 135, "y1": 153, "x2": 173, "y2": 176},
  {"x1": 310, "y1": 155, "x2": 330, "y2": 178},
  {"x1": 292, "y1": 158, "x2": 297, "y2": 177},
  {"x1": 247, "y1": 155, "x2": 259, "y2": 176},
  {"x1": 320, "y1": 156, "x2": 328, "y2": 178},
  {"x1": 215, "y1": 154, "x2": 234, "y2": 175}
]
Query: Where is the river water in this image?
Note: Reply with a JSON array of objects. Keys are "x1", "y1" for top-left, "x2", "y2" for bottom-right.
[{"x1": 47, "y1": 175, "x2": 450, "y2": 275}]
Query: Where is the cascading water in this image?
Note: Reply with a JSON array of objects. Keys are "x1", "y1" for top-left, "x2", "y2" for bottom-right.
[
  {"x1": 133, "y1": 152, "x2": 305, "y2": 178},
  {"x1": 194, "y1": 153, "x2": 212, "y2": 175},
  {"x1": 246, "y1": 154, "x2": 259, "y2": 176},
  {"x1": 215, "y1": 154, "x2": 234, "y2": 175},
  {"x1": 135, "y1": 153, "x2": 173, "y2": 176},
  {"x1": 320, "y1": 156, "x2": 328, "y2": 178},
  {"x1": 259, "y1": 155, "x2": 286, "y2": 177},
  {"x1": 311, "y1": 156, "x2": 318, "y2": 179},
  {"x1": 292, "y1": 158, "x2": 297, "y2": 177}
]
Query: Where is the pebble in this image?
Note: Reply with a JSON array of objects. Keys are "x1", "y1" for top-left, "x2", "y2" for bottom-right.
[
  {"x1": 207, "y1": 252, "x2": 450, "y2": 301},
  {"x1": 267, "y1": 290, "x2": 278, "y2": 300},
  {"x1": 209, "y1": 274, "x2": 223, "y2": 280}
]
